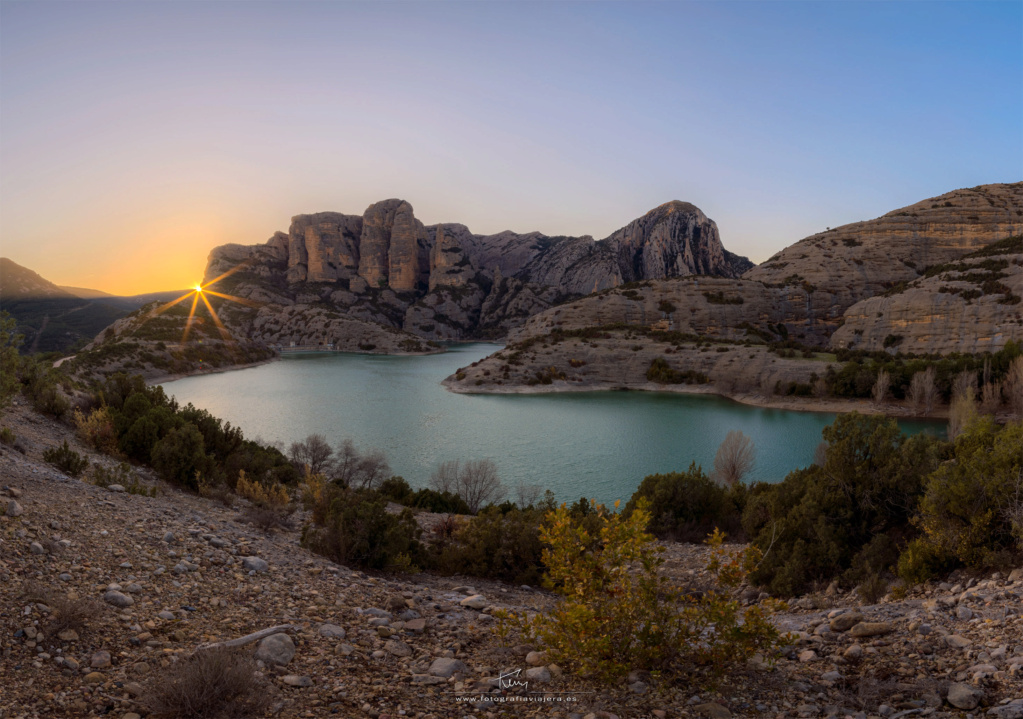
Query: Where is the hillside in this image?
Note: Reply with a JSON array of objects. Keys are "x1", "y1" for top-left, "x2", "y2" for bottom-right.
[{"x1": 3, "y1": 402, "x2": 1023, "y2": 719}]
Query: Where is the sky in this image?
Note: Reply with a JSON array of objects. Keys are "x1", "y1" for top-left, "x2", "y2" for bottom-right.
[{"x1": 1, "y1": 1, "x2": 1020, "y2": 295}]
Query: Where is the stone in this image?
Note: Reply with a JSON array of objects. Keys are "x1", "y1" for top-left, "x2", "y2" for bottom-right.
[
  {"x1": 946, "y1": 634, "x2": 972, "y2": 649},
  {"x1": 799, "y1": 650, "x2": 818, "y2": 663},
  {"x1": 829, "y1": 612, "x2": 864, "y2": 632},
  {"x1": 844, "y1": 645, "x2": 863, "y2": 660},
  {"x1": 957, "y1": 605, "x2": 974, "y2": 621},
  {"x1": 1009, "y1": 568, "x2": 1023, "y2": 583},
  {"x1": 157, "y1": 611, "x2": 175, "y2": 620},
  {"x1": 281, "y1": 675, "x2": 313, "y2": 687},
  {"x1": 946, "y1": 682, "x2": 982, "y2": 710},
  {"x1": 404, "y1": 618, "x2": 426, "y2": 633},
  {"x1": 29, "y1": 541, "x2": 45, "y2": 554},
  {"x1": 57, "y1": 629, "x2": 79, "y2": 641},
  {"x1": 524, "y1": 666, "x2": 551, "y2": 683},
  {"x1": 84, "y1": 672, "x2": 105, "y2": 683},
  {"x1": 525, "y1": 650, "x2": 547, "y2": 666},
  {"x1": 122, "y1": 714, "x2": 141, "y2": 719},
  {"x1": 428, "y1": 657, "x2": 467, "y2": 678},
  {"x1": 103, "y1": 590, "x2": 134, "y2": 608},
  {"x1": 694, "y1": 702, "x2": 732, "y2": 719},
  {"x1": 460, "y1": 594, "x2": 487, "y2": 610},
  {"x1": 108, "y1": 484, "x2": 125, "y2": 493},
  {"x1": 91, "y1": 651, "x2": 112, "y2": 668},
  {"x1": 384, "y1": 640, "x2": 412, "y2": 658},
  {"x1": 988, "y1": 704, "x2": 1023, "y2": 719},
  {"x1": 6, "y1": 499, "x2": 23, "y2": 516},
  {"x1": 318, "y1": 623, "x2": 346, "y2": 639},
  {"x1": 255, "y1": 633, "x2": 295, "y2": 666},
  {"x1": 241, "y1": 556, "x2": 268, "y2": 573},
  {"x1": 849, "y1": 621, "x2": 893, "y2": 638}
]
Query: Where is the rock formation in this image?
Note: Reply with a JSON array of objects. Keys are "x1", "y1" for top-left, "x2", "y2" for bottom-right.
[
  {"x1": 831, "y1": 236, "x2": 1023, "y2": 354},
  {"x1": 201, "y1": 197, "x2": 752, "y2": 342},
  {"x1": 744, "y1": 182, "x2": 1023, "y2": 328}
]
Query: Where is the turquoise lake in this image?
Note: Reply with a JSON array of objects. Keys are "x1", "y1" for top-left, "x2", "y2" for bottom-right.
[{"x1": 160, "y1": 343, "x2": 943, "y2": 506}]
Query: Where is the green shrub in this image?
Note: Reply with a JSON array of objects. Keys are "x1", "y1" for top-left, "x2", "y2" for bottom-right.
[
  {"x1": 151, "y1": 424, "x2": 208, "y2": 488},
  {"x1": 0, "y1": 312, "x2": 22, "y2": 409},
  {"x1": 301, "y1": 487, "x2": 422, "y2": 570},
  {"x1": 378, "y1": 476, "x2": 472, "y2": 514},
  {"x1": 89, "y1": 462, "x2": 135, "y2": 488},
  {"x1": 624, "y1": 463, "x2": 743, "y2": 541},
  {"x1": 500, "y1": 501, "x2": 780, "y2": 682},
  {"x1": 742, "y1": 413, "x2": 947, "y2": 596},
  {"x1": 432, "y1": 505, "x2": 548, "y2": 585},
  {"x1": 0, "y1": 427, "x2": 15, "y2": 446},
  {"x1": 43, "y1": 440, "x2": 90, "y2": 478},
  {"x1": 911, "y1": 418, "x2": 1023, "y2": 571},
  {"x1": 646, "y1": 357, "x2": 708, "y2": 385}
]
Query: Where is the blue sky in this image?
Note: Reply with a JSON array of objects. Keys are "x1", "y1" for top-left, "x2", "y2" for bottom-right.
[{"x1": 1, "y1": 1, "x2": 1020, "y2": 293}]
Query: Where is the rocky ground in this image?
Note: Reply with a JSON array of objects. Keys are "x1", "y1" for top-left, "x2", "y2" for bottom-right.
[{"x1": 2, "y1": 403, "x2": 1021, "y2": 719}]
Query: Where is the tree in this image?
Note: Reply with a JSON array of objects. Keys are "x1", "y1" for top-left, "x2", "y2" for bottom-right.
[
  {"x1": 871, "y1": 369, "x2": 891, "y2": 407},
  {"x1": 330, "y1": 439, "x2": 390, "y2": 490},
  {"x1": 949, "y1": 370, "x2": 979, "y2": 441},
  {"x1": 289, "y1": 434, "x2": 334, "y2": 475},
  {"x1": 515, "y1": 483, "x2": 544, "y2": 509},
  {"x1": 455, "y1": 459, "x2": 504, "y2": 514},
  {"x1": 0, "y1": 311, "x2": 22, "y2": 409},
  {"x1": 429, "y1": 459, "x2": 461, "y2": 495},
  {"x1": 1006, "y1": 356, "x2": 1023, "y2": 420},
  {"x1": 713, "y1": 430, "x2": 756, "y2": 488},
  {"x1": 908, "y1": 367, "x2": 937, "y2": 415},
  {"x1": 151, "y1": 424, "x2": 208, "y2": 488}
]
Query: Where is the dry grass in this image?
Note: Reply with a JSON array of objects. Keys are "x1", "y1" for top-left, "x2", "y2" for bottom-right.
[
  {"x1": 20, "y1": 582, "x2": 103, "y2": 637},
  {"x1": 142, "y1": 647, "x2": 271, "y2": 719}
]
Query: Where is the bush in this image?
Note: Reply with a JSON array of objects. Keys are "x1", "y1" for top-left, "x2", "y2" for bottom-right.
[
  {"x1": 235, "y1": 470, "x2": 289, "y2": 508},
  {"x1": 21, "y1": 583, "x2": 103, "y2": 638},
  {"x1": 379, "y1": 476, "x2": 471, "y2": 514},
  {"x1": 72, "y1": 406, "x2": 119, "y2": 455},
  {"x1": 151, "y1": 425, "x2": 208, "y2": 488},
  {"x1": 646, "y1": 357, "x2": 709, "y2": 384},
  {"x1": 90, "y1": 462, "x2": 135, "y2": 488},
  {"x1": 301, "y1": 487, "x2": 423, "y2": 570},
  {"x1": 625, "y1": 463, "x2": 743, "y2": 541},
  {"x1": 239, "y1": 505, "x2": 295, "y2": 534},
  {"x1": 432, "y1": 504, "x2": 549, "y2": 585},
  {"x1": 742, "y1": 413, "x2": 947, "y2": 596},
  {"x1": 500, "y1": 501, "x2": 780, "y2": 682},
  {"x1": 43, "y1": 440, "x2": 90, "y2": 478},
  {"x1": 141, "y1": 647, "x2": 271, "y2": 719},
  {"x1": 0, "y1": 312, "x2": 22, "y2": 409},
  {"x1": 910, "y1": 418, "x2": 1023, "y2": 572}
]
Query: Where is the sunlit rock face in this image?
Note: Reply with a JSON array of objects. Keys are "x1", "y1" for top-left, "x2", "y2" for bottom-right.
[
  {"x1": 202, "y1": 183, "x2": 1022, "y2": 347},
  {"x1": 744, "y1": 182, "x2": 1023, "y2": 326}
]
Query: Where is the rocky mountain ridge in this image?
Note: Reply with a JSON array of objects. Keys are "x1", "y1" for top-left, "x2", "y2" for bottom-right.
[{"x1": 199, "y1": 199, "x2": 752, "y2": 345}]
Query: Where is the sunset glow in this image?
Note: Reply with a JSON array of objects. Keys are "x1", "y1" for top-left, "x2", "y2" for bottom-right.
[{"x1": 1, "y1": 2, "x2": 1019, "y2": 296}]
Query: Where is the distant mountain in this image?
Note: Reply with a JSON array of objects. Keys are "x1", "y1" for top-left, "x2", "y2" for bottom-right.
[
  {"x1": 0, "y1": 258, "x2": 76, "y2": 300},
  {"x1": 60, "y1": 285, "x2": 116, "y2": 299},
  {"x1": 0, "y1": 258, "x2": 189, "y2": 354}
]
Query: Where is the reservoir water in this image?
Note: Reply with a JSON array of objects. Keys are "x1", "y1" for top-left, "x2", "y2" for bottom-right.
[{"x1": 160, "y1": 343, "x2": 943, "y2": 506}]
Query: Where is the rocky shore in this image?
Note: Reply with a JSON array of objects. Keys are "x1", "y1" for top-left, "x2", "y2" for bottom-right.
[{"x1": 2, "y1": 404, "x2": 1020, "y2": 719}]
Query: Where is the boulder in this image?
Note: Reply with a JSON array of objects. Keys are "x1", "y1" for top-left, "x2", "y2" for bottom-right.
[
  {"x1": 241, "y1": 556, "x2": 268, "y2": 573},
  {"x1": 255, "y1": 633, "x2": 295, "y2": 666},
  {"x1": 849, "y1": 621, "x2": 893, "y2": 638},
  {"x1": 103, "y1": 590, "x2": 134, "y2": 608},
  {"x1": 428, "y1": 657, "x2": 467, "y2": 678},
  {"x1": 946, "y1": 682, "x2": 982, "y2": 710}
]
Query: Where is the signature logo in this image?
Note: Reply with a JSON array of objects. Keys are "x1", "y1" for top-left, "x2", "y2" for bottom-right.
[{"x1": 497, "y1": 668, "x2": 529, "y2": 690}]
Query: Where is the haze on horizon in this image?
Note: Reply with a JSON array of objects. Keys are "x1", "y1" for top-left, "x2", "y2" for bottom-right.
[{"x1": 1, "y1": 1, "x2": 1020, "y2": 296}]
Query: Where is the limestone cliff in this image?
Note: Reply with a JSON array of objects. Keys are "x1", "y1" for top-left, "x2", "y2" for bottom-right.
[
  {"x1": 830, "y1": 236, "x2": 1023, "y2": 354},
  {"x1": 743, "y1": 182, "x2": 1023, "y2": 331},
  {"x1": 202, "y1": 197, "x2": 751, "y2": 342}
]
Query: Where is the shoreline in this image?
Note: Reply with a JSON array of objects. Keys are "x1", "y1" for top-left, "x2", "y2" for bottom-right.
[
  {"x1": 150, "y1": 357, "x2": 280, "y2": 385},
  {"x1": 442, "y1": 377, "x2": 950, "y2": 420}
]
